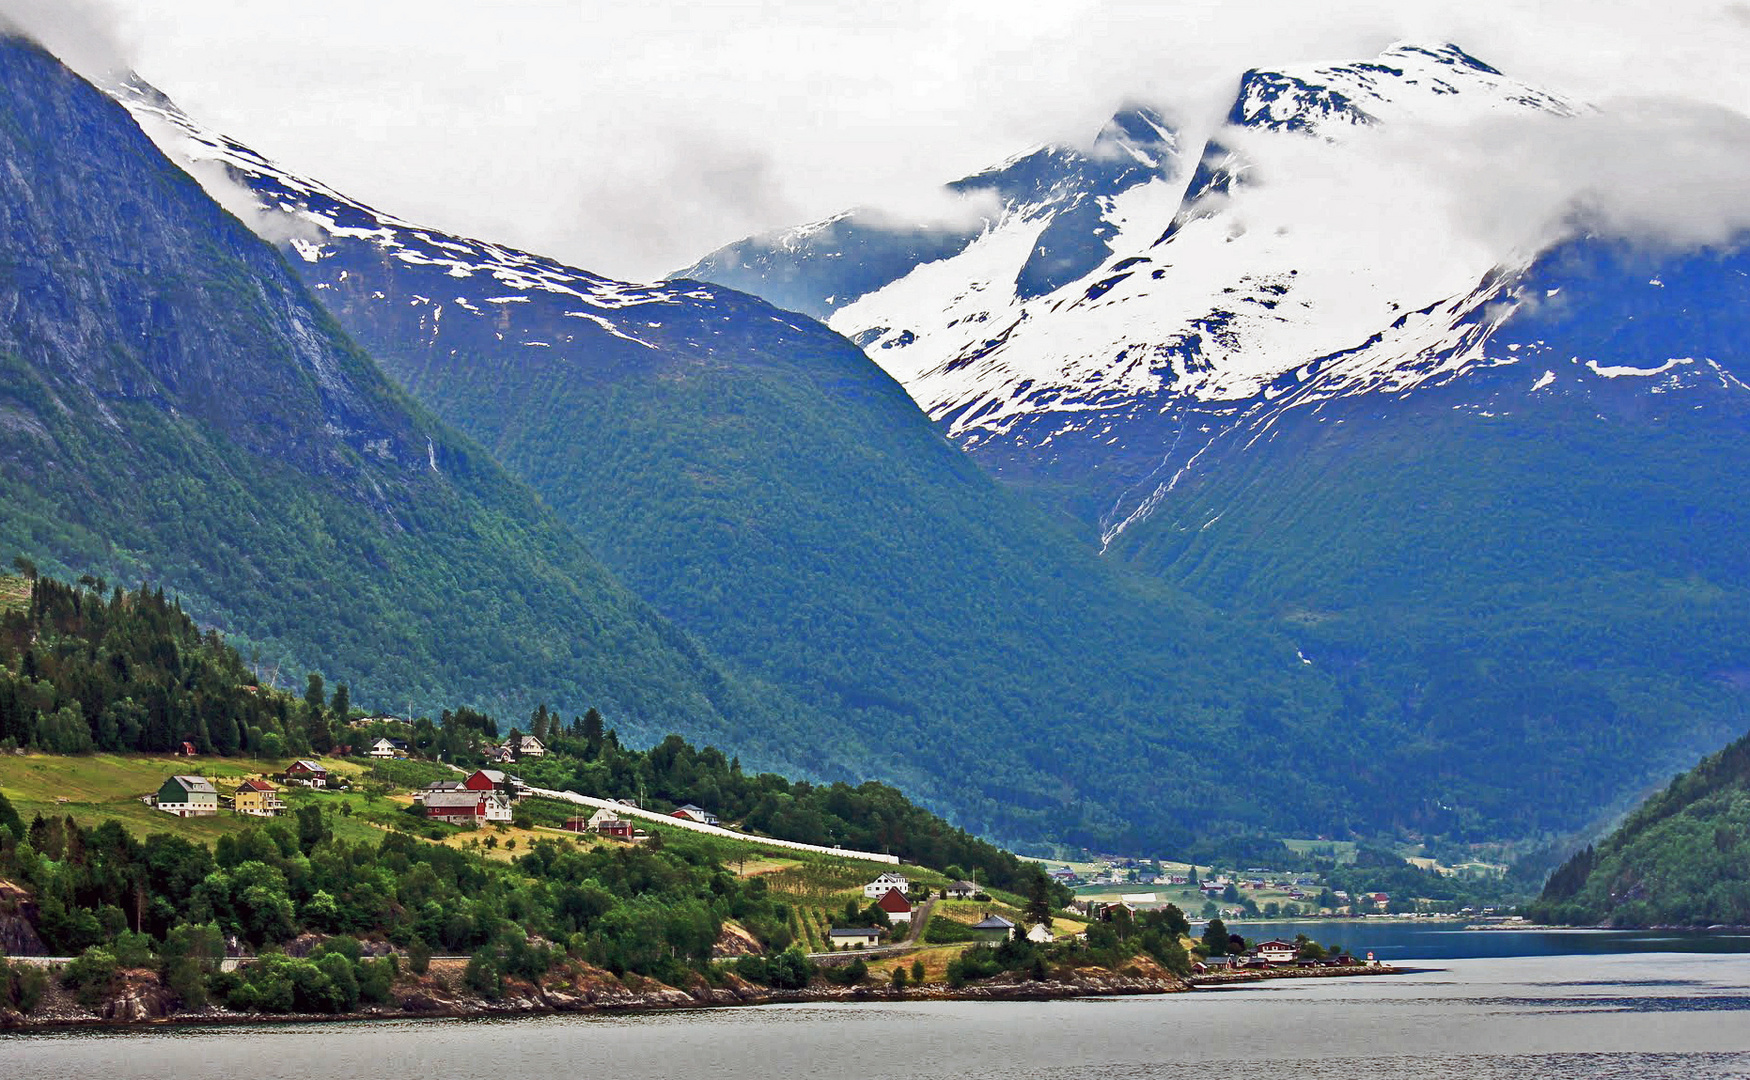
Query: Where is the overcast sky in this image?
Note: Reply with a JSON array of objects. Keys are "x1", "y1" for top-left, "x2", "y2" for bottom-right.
[{"x1": 9, "y1": 1, "x2": 1750, "y2": 280}]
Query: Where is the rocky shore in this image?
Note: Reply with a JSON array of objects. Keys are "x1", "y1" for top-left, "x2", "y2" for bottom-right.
[{"x1": 0, "y1": 957, "x2": 1406, "y2": 1031}]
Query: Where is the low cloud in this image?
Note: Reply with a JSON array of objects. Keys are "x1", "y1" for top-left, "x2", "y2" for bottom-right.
[
  {"x1": 1223, "y1": 96, "x2": 1750, "y2": 277},
  {"x1": 13, "y1": 1, "x2": 1750, "y2": 281},
  {"x1": 0, "y1": 0, "x2": 131, "y2": 79}
]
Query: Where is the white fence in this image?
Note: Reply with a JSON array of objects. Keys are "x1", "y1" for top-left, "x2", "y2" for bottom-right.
[{"x1": 526, "y1": 786, "x2": 899, "y2": 865}]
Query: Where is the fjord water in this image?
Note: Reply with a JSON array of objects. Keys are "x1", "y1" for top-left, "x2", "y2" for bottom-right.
[{"x1": 9, "y1": 948, "x2": 1750, "y2": 1078}]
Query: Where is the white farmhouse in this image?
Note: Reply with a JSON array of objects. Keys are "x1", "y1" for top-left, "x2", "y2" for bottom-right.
[{"x1": 863, "y1": 872, "x2": 909, "y2": 899}]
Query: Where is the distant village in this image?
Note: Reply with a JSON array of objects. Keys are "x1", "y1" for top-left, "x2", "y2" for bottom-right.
[{"x1": 140, "y1": 728, "x2": 1496, "y2": 945}]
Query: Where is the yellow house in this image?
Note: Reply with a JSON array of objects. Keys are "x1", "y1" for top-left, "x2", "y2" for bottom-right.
[{"x1": 232, "y1": 778, "x2": 286, "y2": 817}]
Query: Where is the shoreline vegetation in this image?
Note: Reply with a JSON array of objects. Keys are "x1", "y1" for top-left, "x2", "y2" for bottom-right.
[
  {"x1": 0, "y1": 957, "x2": 1407, "y2": 1032},
  {"x1": 0, "y1": 573, "x2": 1390, "y2": 1035}
]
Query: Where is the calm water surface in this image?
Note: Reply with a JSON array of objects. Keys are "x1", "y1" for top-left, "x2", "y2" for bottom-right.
[{"x1": 6, "y1": 950, "x2": 1750, "y2": 1079}]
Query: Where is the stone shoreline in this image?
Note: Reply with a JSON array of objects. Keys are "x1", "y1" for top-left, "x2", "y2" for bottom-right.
[{"x1": 0, "y1": 961, "x2": 1406, "y2": 1032}]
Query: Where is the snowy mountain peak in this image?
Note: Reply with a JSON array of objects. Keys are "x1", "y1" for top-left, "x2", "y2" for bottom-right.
[
  {"x1": 1229, "y1": 41, "x2": 1573, "y2": 134},
  {"x1": 674, "y1": 42, "x2": 1628, "y2": 543}
]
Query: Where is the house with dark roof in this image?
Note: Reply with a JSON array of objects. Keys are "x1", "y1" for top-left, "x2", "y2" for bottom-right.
[
  {"x1": 970, "y1": 913, "x2": 1015, "y2": 937},
  {"x1": 944, "y1": 880, "x2": 979, "y2": 900},
  {"x1": 670, "y1": 803, "x2": 720, "y2": 825},
  {"x1": 423, "y1": 789, "x2": 513, "y2": 827},
  {"x1": 863, "y1": 871, "x2": 909, "y2": 899},
  {"x1": 828, "y1": 927, "x2": 882, "y2": 949},
  {"x1": 368, "y1": 737, "x2": 409, "y2": 759},
  {"x1": 283, "y1": 760, "x2": 329, "y2": 788},
  {"x1": 155, "y1": 775, "x2": 218, "y2": 817}
]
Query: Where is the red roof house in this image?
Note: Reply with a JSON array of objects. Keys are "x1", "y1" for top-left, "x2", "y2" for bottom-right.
[{"x1": 876, "y1": 888, "x2": 914, "y2": 922}]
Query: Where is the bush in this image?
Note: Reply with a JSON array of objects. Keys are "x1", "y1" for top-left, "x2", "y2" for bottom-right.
[
  {"x1": 112, "y1": 931, "x2": 156, "y2": 969},
  {"x1": 924, "y1": 917, "x2": 986, "y2": 944},
  {"x1": 1, "y1": 959, "x2": 49, "y2": 1014},
  {"x1": 165, "y1": 957, "x2": 208, "y2": 1009},
  {"x1": 61, "y1": 945, "x2": 120, "y2": 1008},
  {"x1": 406, "y1": 938, "x2": 432, "y2": 976},
  {"x1": 821, "y1": 957, "x2": 867, "y2": 986},
  {"x1": 464, "y1": 950, "x2": 503, "y2": 1000}
]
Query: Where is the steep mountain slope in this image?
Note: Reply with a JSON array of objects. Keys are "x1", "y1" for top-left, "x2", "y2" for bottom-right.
[
  {"x1": 1530, "y1": 721, "x2": 1750, "y2": 927},
  {"x1": 111, "y1": 76, "x2": 1353, "y2": 849},
  {"x1": 680, "y1": 41, "x2": 1750, "y2": 841},
  {"x1": 0, "y1": 36, "x2": 828, "y2": 768}
]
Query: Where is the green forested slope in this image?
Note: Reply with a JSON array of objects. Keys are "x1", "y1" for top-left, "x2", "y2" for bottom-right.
[
  {"x1": 1531, "y1": 726, "x2": 1750, "y2": 926},
  {"x1": 1115, "y1": 383, "x2": 1750, "y2": 842},
  {"x1": 296, "y1": 216, "x2": 1348, "y2": 850},
  {"x1": 0, "y1": 37, "x2": 832, "y2": 766}
]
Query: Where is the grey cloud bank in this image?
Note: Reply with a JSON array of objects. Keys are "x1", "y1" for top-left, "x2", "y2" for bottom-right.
[{"x1": 7, "y1": 1, "x2": 1750, "y2": 281}]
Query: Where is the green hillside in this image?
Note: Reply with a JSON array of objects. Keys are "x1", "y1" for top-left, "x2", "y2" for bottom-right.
[
  {"x1": 1115, "y1": 386, "x2": 1750, "y2": 842},
  {"x1": 0, "y1": 37, "x2": 837, "y2": 770},
  {"x1": 1530, "y1": 725, "x2": 1750, "y2": 927},
  {"x1": 282, "y1": 175, "x2": 1354, "y2": 850}
]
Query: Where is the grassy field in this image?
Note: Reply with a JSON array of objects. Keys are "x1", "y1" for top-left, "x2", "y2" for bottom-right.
[
  {"x1": 1282, "y1": 839, "x2": 1358, "y2": 863},
  {"x1": 0, "y1": 753, "x2": 385, "y2": 847}
]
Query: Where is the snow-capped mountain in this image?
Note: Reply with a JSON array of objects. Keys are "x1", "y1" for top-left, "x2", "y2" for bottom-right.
[
  {"x1": 677, "y1": 105, "x2": 1180, "y2": 322},
  {"x1": 685, "y1": 44, "x2": 1705, "y2": 542}
]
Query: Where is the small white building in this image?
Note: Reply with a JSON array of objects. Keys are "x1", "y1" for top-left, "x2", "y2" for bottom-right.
[
  {"x1": 1255, "y1": 939, "x2": 1298, "y2": 964},
  {"x1": 513, "y1": 735, "x2": 547, "y2": 758},
  {"x1": 828, "y1": 927, "x2": 882, "y2": 949},
  {"x1": 671, "y1": 803, "x2": 720, "y2": 826},
  {"x1": 1026, "y1": 923, "x2": 1055, "y2": 944},
  {"x1": 864, "y1": 872, "x2": 909, "y2": 899}
]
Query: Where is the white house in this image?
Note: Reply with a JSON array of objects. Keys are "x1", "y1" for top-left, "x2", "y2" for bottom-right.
[
  {"x1": 944, "y1": 880, "x2": 978, "y2": 900},
  {"x1": 671, "y1": 803, "x2": 720, "y2": 826},
  {"x1": 1026, "y1": 923, "x2": 1055, "y2": 944},
  {"x1": 828, "y1": 927, "x2": 882, "y2": 949},
  {"x1": 1255, "y1": 939, "x2": 1298, "y2": 964},
  {"x1": 863, "y1": 872, "x2": 909, "y2": 899},
  {"x1": 368, "y1": 737, "x2": 405, "y2": 759},
  {"x1": 513, "y1": 735, "x2": 546, "y2": 758}
]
